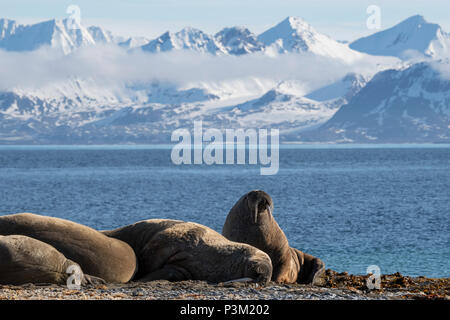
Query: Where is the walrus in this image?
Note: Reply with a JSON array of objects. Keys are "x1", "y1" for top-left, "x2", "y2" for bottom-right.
[
  {"x1": 102, "y1": 219, "x2": 273, "y2": 284},
  {"x1": 0, "y1": 235, "x2": 104, "y2": 286},
  {"x1": 222, "y1": 190, "x2": 325, "y2": 284},
  {"x1": 0, "y1": 213, "x2": 137, "y2": 283}
]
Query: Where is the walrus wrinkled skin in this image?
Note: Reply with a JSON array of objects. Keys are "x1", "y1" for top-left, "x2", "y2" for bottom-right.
[
  {"x1": 222, "y1": 190, "x2": 325, "y2": 284},
  {"x1": 103, "y1": 219, "x2": 273, "y2": 284},
  {"x1": 0, "y1": 213, "x2": 137, "y2": 283},
  {"x1": 0, "y1": 235, "x2": 104, "y2": 286}
]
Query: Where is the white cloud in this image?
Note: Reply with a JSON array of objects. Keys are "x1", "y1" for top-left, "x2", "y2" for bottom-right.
[
  {"x1": 431, "y1": 59, "x2": 450, "y2": 80},
  {"x1": 0, "y1": 45, "x2": 398, "y2": 93}
]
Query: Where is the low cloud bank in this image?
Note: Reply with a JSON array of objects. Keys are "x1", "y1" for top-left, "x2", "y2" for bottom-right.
[{"x1": 0, "y1": 45, "x2": 399, "y2": 92}]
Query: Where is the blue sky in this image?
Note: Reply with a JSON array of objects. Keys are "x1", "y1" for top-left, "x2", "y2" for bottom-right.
[{"x1": 2, "y1": 0, "x2": 450, "y2": 41}]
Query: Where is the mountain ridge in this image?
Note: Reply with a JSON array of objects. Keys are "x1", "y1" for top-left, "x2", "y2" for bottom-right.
[
  {"x1": 297, "y1": 61, "x2": 450, "y2": 143},
  {"x1": 0, "y1": 15, "x2": 448, "y2": 144},
  {"x1": 350, "y1": 15, "x2": 449, "y2": 59}
]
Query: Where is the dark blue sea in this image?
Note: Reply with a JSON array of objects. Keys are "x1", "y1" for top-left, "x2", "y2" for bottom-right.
[{"x1": 0, "y1": 145, "x2": 449, "y2": 278}]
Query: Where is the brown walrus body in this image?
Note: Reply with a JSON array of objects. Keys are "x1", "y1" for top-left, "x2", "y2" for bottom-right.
[
  {"x1": 0, "y1": 213, "x2": 137, "y2": 283},
  {"x1": 103, "y1": 219, "x2": 273, "y2": 284},
  {"x1": 222, "y1": 190, "x2": 325, "y2": 284},
  {"x1": 0, "y1": 235, "x2": 103, "y2": 286}
]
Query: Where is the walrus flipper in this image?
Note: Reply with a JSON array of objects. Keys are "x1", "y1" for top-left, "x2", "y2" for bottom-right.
[
  {"x1": 82, "y1": 274, "x2": 106, "y2": 285},
  {"x1": 295, "y1": 250, "x2": 326, "y2": 285},
  {"x1": 310, "y1": 259, "x2": 326, "y2": 286}
]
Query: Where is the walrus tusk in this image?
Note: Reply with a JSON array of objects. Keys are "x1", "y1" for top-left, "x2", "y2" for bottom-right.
[
  {"x1": 222, "y1": 277, "x2": 254, "y2": 285},
  {"x1": 266, "y1": 204, "x2": 272, "y2": 219},
  {"x1": 254, "y1": 206, "x2": 258, "y2": 224}
]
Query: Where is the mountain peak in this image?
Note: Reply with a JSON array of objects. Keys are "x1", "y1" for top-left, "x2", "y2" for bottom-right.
[
  {"x1": 284, "y1": 16, "x2": 311, "y2": 30},
  {"x1": 403, "y1": 14, "x2": 427, "y2": 25},
  {"x1": 0, "y1": 18, "x2": 17, "y2": 40},
  {"x1": 0, "y1": 18, "x2": 16, "y2": 25},
  {"x1": 219, "y1": 26, "x2": 247, "y2": 32},
  {"x1": 396, "y1": 15, "x2": 441, "y2": 31},
  {"x1": 301, "y1": 61, "x2": 450, "y2": 143},
  {"x1": 178, "y1": 26, "x2": 202, "y2": 34},
  {"x1": 215, "y1": 26, "x2": 263, "y2": 55},
  {"x1": 0, "y1": 18, "x2": 103, "y2": 54},
  {"x1": 257, "y1": 16, "x2": 317, "y2": 48},
  {"x1": 262, "y1": 16, "x2": 314, "y2": 38},
  {"x1": 258, "y1": 16, "x2": 361, "y2": 61},
  {"x1": 37, "y1": 18, "x2": 70, "y2": 29},
  {"x1": 350, "y1": 15, "x2": 447, "y2": 59},
  {"x1": 141, "y1": 27, "x2": 224, "y2": 54},
  {"x1": 215, "y1": 26, "x2": 254, "y2": 38},
  {"x1": 118, "y1": 36, "x2": 149, "y2": 49},
  {"x1": 88, "y1": 25, "x2": 125, "y2": 44}
]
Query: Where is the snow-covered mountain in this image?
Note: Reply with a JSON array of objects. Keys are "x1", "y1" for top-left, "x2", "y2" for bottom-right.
[
  {"x1": 0, "y1": 19, "x2": 17, "y2": 40},
  {"x1": 118, "y1": 36, "x2": 150, "y2": 49},
  {"x1": 306, "y1": 73, "x2": 368, "y2": 102},
  {"x1": 141, "y1": 27, "x2": 226, "y2": 55},
  {"x1": 0, "y1": 18, "x2": 120, "y2": 54},
  {"x1": 258, "y1": 17, "x2": 362, "y2": 62},
  {"x1": 350, "y1": 15, "x2": 449, "y2": 59},
  {"x1": 299, "y1": 61, "x2": 450, "y2": 143},
  {"x1": 1, "y1": 15, "x2": 447, "y2": 60},
  {"x1": 214, "y1": 27, "x2": 264, "y2": 55},
  {"x1": 0, "y1": 16, "x2": 371, "y2": 60},
  {"x1": 138, "y1": 16, "x2": 364, "y2": 60},
  {"x1": 200, "y1": 82, "x2": 345, "y2": 134},
  {"x1": 87, "y1": 26, "x2": 124, "y2": 44},
  {"x1": 0, "y1": 14, "x2": 448, "y2": 144},
  {"x1": 0, "y1": 71, "x2": 368, "y2": 144}
]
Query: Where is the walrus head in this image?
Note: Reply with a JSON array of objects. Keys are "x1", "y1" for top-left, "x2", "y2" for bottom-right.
[
  {"x1": 245, "y1": 190, "x2": 273, "y2": 224},
  {"x1": 243, "y1": 250, "x2": 273, "y2": 284}
]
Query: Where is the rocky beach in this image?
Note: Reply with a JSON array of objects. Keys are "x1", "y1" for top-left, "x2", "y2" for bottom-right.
[{"x1": 0, "y1": 270, "x2": 448, "y2": 300}]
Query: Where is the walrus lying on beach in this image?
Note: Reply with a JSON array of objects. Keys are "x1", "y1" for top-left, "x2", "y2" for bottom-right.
[
  {"x1": 0, "y1": 213, "x2": 137, "y2": 284},
  {"x1": 222, "y1": 190, "x2": 325, "y2": 285},
  {"x1": 103, "y1": 219, "x2": 273, "y2": 284},
  {"x1": 0, "y1": 235, "x2": 104, "y2": 286}
]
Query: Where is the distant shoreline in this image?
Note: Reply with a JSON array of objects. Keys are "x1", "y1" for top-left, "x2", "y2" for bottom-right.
[{"x1": 1, "y1": 143, "x2": 450, "y2": 150}]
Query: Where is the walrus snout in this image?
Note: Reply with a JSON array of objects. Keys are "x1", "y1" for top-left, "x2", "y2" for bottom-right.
[{"x1": 246, "y1": 190, "x2": 273, "y2": 224}]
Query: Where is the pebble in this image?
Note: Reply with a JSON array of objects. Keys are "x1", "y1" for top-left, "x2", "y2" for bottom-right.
[{"x1": 0, "y1": 278, "x2": 447, "y2": 300}]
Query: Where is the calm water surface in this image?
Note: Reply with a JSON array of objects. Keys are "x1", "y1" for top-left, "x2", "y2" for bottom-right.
[{"x1": 0, "y1": 145, "x2": 449, "y2": 277}]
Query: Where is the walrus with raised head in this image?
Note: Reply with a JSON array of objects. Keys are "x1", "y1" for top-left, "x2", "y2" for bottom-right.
[
  {"x1": 222, "y1": 190, "x2": 325, "y2": 284},
  {"x1": 0, "y1": 235, "x2": 104, "y2": 286},
  {"x1": 102, "y1": 219, "x2": 273, "y2": 284},
  {"x1": 0, "y1": 213, "x2": 137, "y2": 284}
]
